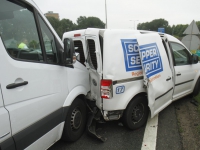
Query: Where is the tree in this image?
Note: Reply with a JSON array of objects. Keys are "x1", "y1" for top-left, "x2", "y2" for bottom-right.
[
  {"x1": 138, "y1": 18, "x2": 170, "y2": 32},
  {"x1": 46, "y1": 17, "x2": 76, "y2": 38},
  {"x1": 46, "y1": 16, "x2": 60, "y2": 37},
  {"x1": 57, "y1": 19, "x2": 76, "y2": 38},
  {"x1": 172, "y1": 24, "x2": 187, "y2": 37},
  {"x1": 46, "y1": 16, "x2": 105, "y2": 37},
  {"x1": 137, "y1": 18, "x2": 195, "y2": 38},
  {"x1": 76, "y1": 16, "x2": 105, "y2": 29},
  {"x1": 46, "y1": 16, "x2": 60, "y2": 30},
  {"x1": 196, "y1": 21, "x2": 200, "y2": 31}
]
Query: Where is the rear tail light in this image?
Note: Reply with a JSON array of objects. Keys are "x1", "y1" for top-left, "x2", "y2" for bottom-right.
[{"x1": 101, "y1": 79, "x2": 113, "y2": 99}]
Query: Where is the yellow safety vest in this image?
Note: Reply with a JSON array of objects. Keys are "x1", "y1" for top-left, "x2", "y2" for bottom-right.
[{"x1": 18, "y1": 42, "x2": 28, "y2": 49}]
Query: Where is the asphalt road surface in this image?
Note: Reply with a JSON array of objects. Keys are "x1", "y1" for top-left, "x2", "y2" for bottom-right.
[{"x1": 49, "y1": 102, "x2": 182, "y2": 150}]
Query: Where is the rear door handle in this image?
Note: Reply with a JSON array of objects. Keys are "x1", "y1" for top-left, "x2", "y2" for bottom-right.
[
  {"x1": 166, "y1": 77, "x2": 171, "y2": 81},
  {"x1": 6, "y1": 81, "x2": 28, "y2": 89},
  {"x1": 176, "y1": 73, "x2": 181, "y2": 76}
]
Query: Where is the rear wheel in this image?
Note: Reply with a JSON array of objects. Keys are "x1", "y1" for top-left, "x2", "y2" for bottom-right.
[
  {"x1": 123, "y1": 96, "x2": 148, "y2": 130},
  {"x1": 61, "y1": 98, "x2": 86, "y2": 142}
]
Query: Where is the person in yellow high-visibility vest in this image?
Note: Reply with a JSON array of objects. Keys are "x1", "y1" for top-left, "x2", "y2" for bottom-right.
[{"x1": 18, "y1": 38, "x2": 28, "y2": 49}]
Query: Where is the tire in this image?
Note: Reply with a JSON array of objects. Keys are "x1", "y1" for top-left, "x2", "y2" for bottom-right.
[
  {"x1": 123, "y1": 96, "x2": 149, "y2": 130},
  {"x1": 193, "y1": 78, "x2": 200, "y2": 97},
  {"x1": 61, "y1": 98, "x2": 86, "y2": 142}
]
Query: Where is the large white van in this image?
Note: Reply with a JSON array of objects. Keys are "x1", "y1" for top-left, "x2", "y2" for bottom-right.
[{"x1": 0, "y1": 0, "x2": 90, "y2": 149}]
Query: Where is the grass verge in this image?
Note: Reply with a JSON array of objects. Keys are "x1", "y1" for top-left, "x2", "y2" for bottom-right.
[{"x1": 194, "y1": 93, "x2": 200, "y2": 112}]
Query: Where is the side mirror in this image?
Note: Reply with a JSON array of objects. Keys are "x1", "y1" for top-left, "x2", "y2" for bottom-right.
[
  {"x1": 192, "y1": 54, "x2": 199, "y2": 64},
  {"x1": 63, "y1": 38, "x2": 76, "y2": 65}
]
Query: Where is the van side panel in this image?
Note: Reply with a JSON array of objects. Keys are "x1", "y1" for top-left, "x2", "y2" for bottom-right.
[
  {"x1": 24, "y1": 123, "x2": 64, "y2": 150},
  {"x1": 103, "y1": 30, "x2": 141, "y2": 80},
  {"x1": 0, "y1": 86, "x2": 14, "y2": 150},
  {"x1": 103, "y1": 30, "x2": 145, "y2": 110},
  {"x1": 63, "y1": 60, "x2": 90, "y2": 107},
  {"x1": 0, "y1": 87, "x2": 11, "y2": 143},
  {"x1": 67, "y1": 55, "x2": 90, "y2": 94},
  {"x1": 103, "y1": 80, "x2": 145, "y2": 110},
  {"x1": 0, "y1": 37, "x2": 68, "y2": 149}
]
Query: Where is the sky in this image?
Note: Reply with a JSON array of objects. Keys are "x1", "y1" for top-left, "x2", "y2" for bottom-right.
[{"x1": 33, "y1": 0, "x2": 200, "y2": 29}]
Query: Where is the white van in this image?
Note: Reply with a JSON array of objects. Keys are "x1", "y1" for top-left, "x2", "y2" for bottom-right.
[
  {"x1": 63, "y1": 28, "x2": 200, "y2": 130},
  {"x1": 0, "y1": 0, "x2": 90, "y2": 150}
]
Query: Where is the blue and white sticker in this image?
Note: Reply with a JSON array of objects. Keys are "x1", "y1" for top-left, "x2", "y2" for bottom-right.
[
  {"x1": 139, "y1": 43, "x2": 163, "y2": 78},
  {"x1": 116, "y1": 86, "x2": 125, "y2": 94},
  {"x1": 121, "y1": 39, "x2": 142, "y2": 72}
]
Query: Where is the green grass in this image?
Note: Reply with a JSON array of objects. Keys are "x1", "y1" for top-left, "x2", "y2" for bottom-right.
[
  {"x1": 194, "y1": 93, "x2": 200, "y2": 112},
  {"x1": 197, "y1": 125, "x2": 200, "y2": 134},
  {"x1": 179, "y1": 125, "x2": 184, "y2": 133},
  {"x1": 177, "y1": 118, "x2": 184, "y2": 133},
  {"x1": 194, "y1": 93, "x2": 200, "y2": 102}
]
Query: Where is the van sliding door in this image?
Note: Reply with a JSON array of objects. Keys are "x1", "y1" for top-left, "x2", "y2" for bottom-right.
[{"x1": 136, "y1": 33, "x2": 174, "y2": 117}]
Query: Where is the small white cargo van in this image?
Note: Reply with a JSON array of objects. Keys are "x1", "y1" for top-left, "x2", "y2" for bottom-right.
[
  {"x1": 0, "y1": 0, "x2": 90, "y2": 149},
  {"x1": 63, "y1": 28, "x2": 200, "y2": 131}
]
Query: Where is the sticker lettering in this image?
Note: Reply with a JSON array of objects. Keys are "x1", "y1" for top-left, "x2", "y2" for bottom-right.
[
  {"x1": 149, "y1": 74, "x2": 161, "y2": 83},
  {"x1": 116, "y1": 86, "x2": 125, "y2": 94},
  {"x1": 121, "y1": 39, "x2": 142, "y2": 72},
  {"x1": 132, "y1": 71, "x2": 143, "y2": 77},
  {"x1": 139, "y1": 43, "x2": 163, "y2": 78}
]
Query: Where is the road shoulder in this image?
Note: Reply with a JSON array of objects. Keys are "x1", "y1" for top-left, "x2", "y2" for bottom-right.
[
  {"x1": 156, "y1": 102, "x2": 182, "y2": 150},
  {"x1": 174, "y1": 96, "x2": 200, "y2": 150}
]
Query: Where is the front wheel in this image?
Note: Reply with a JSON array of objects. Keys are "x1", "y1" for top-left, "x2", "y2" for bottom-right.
[
  {"x1": 61, "y1": 98, "x2": 86, "y2": 142},
  {"x1": 122, "y1": 96, "x2": 149, "y2": 130}
]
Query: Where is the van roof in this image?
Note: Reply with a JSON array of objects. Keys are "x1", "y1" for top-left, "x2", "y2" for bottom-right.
[
  {"x1": 63, "y1": 28, "x2": 181, "y2": 44},
  {"x1": 63, "y1": 29, "x2": 86, "y2": 39},
  {"x1": 62, "y1": 28, "x2": 105, "y2": 39}
]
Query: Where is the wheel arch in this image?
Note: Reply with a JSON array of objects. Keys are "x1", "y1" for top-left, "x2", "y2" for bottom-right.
[
  {"x1": 124, "y1": 92, "x2": 150, "y2": 115},
  {"x1": 125, "y1": 92, "x2": 147, "y2": 107},
  {"x1": 63, "y1": 86, "x2": 88, "y2": 107}
]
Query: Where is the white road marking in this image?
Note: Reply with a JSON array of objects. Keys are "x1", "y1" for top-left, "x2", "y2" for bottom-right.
[{"x1": 141, "y1": 114, "x2": 159, "y2": 150}]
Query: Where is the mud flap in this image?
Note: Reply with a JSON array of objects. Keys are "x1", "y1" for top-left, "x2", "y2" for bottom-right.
[{"x1": 87, "y1": 107, "x2": 107, "y2": 142}]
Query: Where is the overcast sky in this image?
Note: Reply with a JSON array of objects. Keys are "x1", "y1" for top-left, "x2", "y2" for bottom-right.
[{"x1": 33, "y1": 0, "x2": 200, "y2": 29}]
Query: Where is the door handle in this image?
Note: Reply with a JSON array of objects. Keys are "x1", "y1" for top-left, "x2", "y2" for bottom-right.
[
  {"x1": 0, "y1": 132, "x2": 10, "y2": 139},
  {"x1": 166, "y1": 77, "x2": 171, "y2": 81},
  {"x1": 6, "y1": 81, "x2": 28, "y2": 89},
  {"x1": 176, "y1": 73, "x2": 181, "y2": 76}
]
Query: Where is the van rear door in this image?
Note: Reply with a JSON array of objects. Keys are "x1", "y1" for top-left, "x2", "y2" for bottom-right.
[
  {"x1": 136, "y1": 33, "x2": 174, "y2": 117},
  {"x1": 85, "y1": 36, "x2": 102, "y2": 109}
]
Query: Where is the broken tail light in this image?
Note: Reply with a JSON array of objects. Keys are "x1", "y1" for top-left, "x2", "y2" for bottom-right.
[{"x1": 101, "y1": 79, "x2": 113, "y2": 99}]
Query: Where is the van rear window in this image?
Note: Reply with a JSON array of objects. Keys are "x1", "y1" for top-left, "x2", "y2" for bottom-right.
[
  {"x1": 99, "y1": 35, "x2": 103, "y2": 64},
  {"x1": 74, "y1": 40, "x2": 85, "y2": 66},
  {"x1": 87, "y1": 39, "x2": 97, "y2": 70}
]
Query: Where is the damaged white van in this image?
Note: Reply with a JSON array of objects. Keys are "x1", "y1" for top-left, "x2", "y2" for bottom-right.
[{"x1": 63, "y1": 29, "x2": 200, "y2": 132}]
